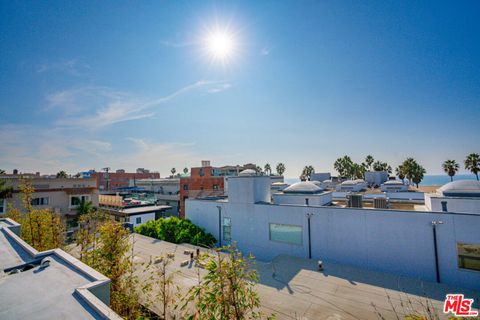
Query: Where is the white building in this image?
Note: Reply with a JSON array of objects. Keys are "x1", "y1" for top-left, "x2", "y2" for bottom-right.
[
  {"x1": 272, "y1": 181, "x2": 332, "y2": 206},
  {"x1": 381, "y1": 180, "x2": 408, "y2": 192},
  {"x1": 335, "y1": 179, "x2": 367, "y2": 192},
  {"x1": 365, "y1": 171, "x2": 389, "y2": 187},
  {"x1": 310, "y1": 172, "x2": 331, "y2": 183},
  {"x1": 186, "y1": 174, "x2": 480, "y2": 290},
  {"x1": 425, "y1": 180, "x2": 480, "y2": 214}
]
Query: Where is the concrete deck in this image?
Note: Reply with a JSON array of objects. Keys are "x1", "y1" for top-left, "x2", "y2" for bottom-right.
[{"x1": 131, "y1": 233, "x2": 479, "y2": 320}]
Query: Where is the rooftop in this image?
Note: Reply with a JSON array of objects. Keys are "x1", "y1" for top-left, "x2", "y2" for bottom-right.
[
  {"x1": 0, "y1": 219, "x2": 121, "y2": 320},
  {"x1": 130, "y1": 234, "x2": 479, "y2": 319},
  {"x1": 120, "y1": 205, "x2": 172, "y2": 215},
  {"x1": 282, "y1": 181, "x2": 324, "y2": 194}
]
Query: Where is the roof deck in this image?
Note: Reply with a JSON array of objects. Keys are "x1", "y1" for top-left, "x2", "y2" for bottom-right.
[{"x1": 131, "y1": 233, "x2": 479, "y2": 319}]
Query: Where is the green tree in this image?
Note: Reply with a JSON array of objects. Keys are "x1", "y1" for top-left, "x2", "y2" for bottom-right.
[
  {"x1": 275, "y1": 163, "x2": 286, "y2": 176},
  {"x1": 183, "y1": 167, "x2": 189, "y2": 175},
  {"x1": 0, "y1": 169, "x2": 5, "y2": 174},
  {"x1": 76, "y1": 199, "x2": 94, "y2": 215},
  {"x1": 148, "y1": 254, "x2": 179, "y2": 320},
  {"x1": 255, "y1": 166, "x2": 263, "y2": 175},
  {"x1": 351, "y1": 163, "x2": 366, "y2": 180},
  {"x1": 300, "y1": 165, "x2": 315, "y2": 181},
  {"x1": 56, "y1": 170, "x2": 68, "y2": 178},
  {"x1": 264, "y1": 163, "x2": 271, "y2": 176},
  {"x1": 395, "y1": 165, "x2": 406, "y2": 183},
  {"x1": 135, "y1": 217, "x2": 216, "y2": 247},
  {"x1": 442, "y1": 159, "x2": 459, "y2": 182},
  {"x1": 180, "y1": 245, "x2": 269, "y2": 319},
  {"x1": 0, "y1": 179, "x2": 13, "y2": 199},
  {"x1": 365, "y1": 155, "x2": 374, "y2": 171},
  {"x1": 94, "y1": 221, "x2": 144, "y2": 319},
  {"x1": 464, "y1": 153, "x2": 480, "y2": 181},
  {"x1": 411, "y1": 162, "x2": 426, "y2": 188},
  {"x1": 372, "y1": 161, "x2": 392, "y2": 174},
  {"x1": 334, "y1": 156, "x2": 354, "y2": 178},
  {"x1": 171, "y1": 168, "x2": 176, "y2": 177},
  {"x1": 6, "y1": 179, "x2": 64, "y2": 251}
]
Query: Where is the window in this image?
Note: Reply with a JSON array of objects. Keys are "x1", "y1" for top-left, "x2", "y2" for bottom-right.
[
  {"x1": 70, "y1": 195, "x2": 90, "y2": 207},
  {"x1": 0, "y1": 199, "x2": 4, "y2": 214},
  {"x1": 269, "y1": 223, "x2": 303, "y2": 245},
  {"x1": 457, "y1": 243, "x2": 480, "y2": 272},
  {"x1": 223, "y1": 217, "x2": 232, "y2": 242},
  {"x1": 136, "y1": 217, "x2": 142, "y2": 225},
  {"x1": 31, "y1": 197, "x2": 49, "y2": 206},
  {"x1": 213, "y1": 184, "x2": 219, "y2": 191},
  {"x1": 199, "y1": 168, "x2": 204, "y2": 177},
  {"x1": 183, "y1": 184, "x2": 189, "y2": 190},
  {"x1": 441, "y1": 201, "x2": 448, "y2": 212}
]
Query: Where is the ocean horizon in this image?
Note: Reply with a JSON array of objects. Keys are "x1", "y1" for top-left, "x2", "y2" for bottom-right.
[{"x1": 284, "y1": 174, "x2": 478, "y2": 186}]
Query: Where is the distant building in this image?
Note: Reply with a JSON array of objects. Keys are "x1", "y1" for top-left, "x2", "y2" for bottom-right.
[
  {"x1": 425, "y1": 180, "x2": 480, "y2": 214},
  {"x1": 186, "y1": 174, "x2": 480, "y2": 291},
  {"x1": 310, "y1": 172, "x2": 331, "y2": 183},
  {"x1": 132, "y1": 178, "x2": 180, "y2": 215},
  {"x1": 89, "y1": 168, "x2": 160, "y2": 191},
  {"x1": 381, "y1": 180, "x2": 408, "y2": 192},
  {"x1": 365, "y1": 171, "x2": 389, "y2": 187},
  {"x1": 179, "y1": 161, "x2": 225, "y2": 218},
  {"x1": 335, "y1": 179, "x2": 367, "y2": 192},
  {"x1": 0, "y1": 174, "x2": 99, "y2": 222},
  {"x1": 0, "y1": 218, "x2": 121, "y2": 319}
]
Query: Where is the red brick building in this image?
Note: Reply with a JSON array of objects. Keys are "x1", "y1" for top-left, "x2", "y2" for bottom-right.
[
  {"x1": 90, "y1": 168, "x2": 160, "y2": 191},
  {"x1": 179, "y1": 162, "x2": 225, "y2": 218}
]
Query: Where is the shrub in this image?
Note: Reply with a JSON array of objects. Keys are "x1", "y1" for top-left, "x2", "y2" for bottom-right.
[{"x1": 135, "y1": 217, "x2": 216, "y2": 247}]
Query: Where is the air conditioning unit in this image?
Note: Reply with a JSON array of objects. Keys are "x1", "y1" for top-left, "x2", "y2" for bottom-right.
[
  {"x1": 374, "y1": 197, "x2": 388, "y2": 209},
  {"x1": 348, "y1": 194, "x2": 363, "y2": 208}
]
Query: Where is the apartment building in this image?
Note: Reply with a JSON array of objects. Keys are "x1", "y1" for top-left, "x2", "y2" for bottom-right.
[
  {"x1": 179, "y1": 161, "x2": 225, "y2": 218},
  {"x1": 0, "y1": 175, "x2": 99, "y2": 219},
  {"x1": 88, "y1": 168, "x2": 160, "y2": 191},
  {"x1": 133, "y1": 178, "x2": 180, "y2": 216}
]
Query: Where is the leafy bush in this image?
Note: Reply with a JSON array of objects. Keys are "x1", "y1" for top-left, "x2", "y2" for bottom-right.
[{"x1": 135, "y1": 217, "x2": 216, "y2": 247}]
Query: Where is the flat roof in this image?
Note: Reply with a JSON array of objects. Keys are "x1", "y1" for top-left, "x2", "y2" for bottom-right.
[
  {"x1": 131, "y1": 234, "x2": 479, "y2": 318},
  {"x1": 120, "y1": 205, "x2": 172, "y2": 215},
  {"x1": 0, "y1": 219, "x2": 121, "y2": 320}
]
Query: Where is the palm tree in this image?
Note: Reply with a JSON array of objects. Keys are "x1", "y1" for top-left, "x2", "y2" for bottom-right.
[
  {"x1": 334, "y1": 156, "x2": 354, "y2": 178},
  {"x1": 442, "y1": 160, "x2": 459, "y2": 182},
  {"x1": 395, "y1": 165, "x2": 405, "y2": 183},
  {"x1": 183, "y1": 167, "x2": 188, "y2": 175},
  {"x1": 171, "y1": 168, "x2": 176, "y2": 177},
  {"x1": 464, "y1": 153, "x2": 480, "y2": 181},
  {"x1": 56, "y1": 170, "x2": 68, "y2": 178},
  {"x1": 76, "y1": 199, "x2": 94, "y2": 215},
  {"x1": 264, "y1": 163, "x2": 271, "y2": 176},
  {"x1": 255, "y1": 166, "x2": 263, "y2": 175},
  {"x1": 411, "y1": 163, "x2": 426, "y2": 188},
  {"x1": 351, "y1": 163, "x2": 366, "y2": 180},
  {"x1": 0, "y1": 169, "x2": 5, "y2": 174},
  {"x1": 276, "y1": 163, "x2": 286, "y2": 176},
  {"x1": 365, "y1": 155, "x2": 374, "y2": 171},
  {"x1": 301, "y1": 165, "x2": 315, "y2": 181}
]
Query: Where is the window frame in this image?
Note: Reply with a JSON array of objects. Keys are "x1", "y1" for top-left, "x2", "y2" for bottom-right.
[
  {"x1": 456, "y1": 242, "x2": 480, "y2": 273},
  {"x1": 269, "y1": 223, "x2": 303, "y2": 246}
]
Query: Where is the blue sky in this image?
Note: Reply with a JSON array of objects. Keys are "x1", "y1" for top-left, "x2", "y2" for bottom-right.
[{"x1": 1, "y1": 1, "x2": 479, "y2": 177}]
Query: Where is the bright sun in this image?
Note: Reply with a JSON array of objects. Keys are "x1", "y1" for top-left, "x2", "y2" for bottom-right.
[{"x1": 205, "y1": 30, "x2": 235, "y2": 61}]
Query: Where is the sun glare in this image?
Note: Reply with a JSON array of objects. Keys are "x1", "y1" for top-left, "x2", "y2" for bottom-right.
[{"x1": 205, "y1": 30, "x2": 235, "y2": 61}]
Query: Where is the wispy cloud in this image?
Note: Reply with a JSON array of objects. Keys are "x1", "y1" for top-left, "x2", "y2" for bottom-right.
[
  {"x1": 48, "y1": 80, "x2": 231, "y2": 128},
  {"x1": 37, "y1": 59, "x2": 91, "y2": 76},
  {"x1": 207, "y1": 83, "x2": 231, "y2": 93}
]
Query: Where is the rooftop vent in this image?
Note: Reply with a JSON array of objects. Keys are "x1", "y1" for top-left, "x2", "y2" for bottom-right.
[
  {"x1": 348, "y1": 194, "x2": 363, "y2": 208},
  {"x1": 374, "y1": 197, "x2": 388, "y2": 209}
]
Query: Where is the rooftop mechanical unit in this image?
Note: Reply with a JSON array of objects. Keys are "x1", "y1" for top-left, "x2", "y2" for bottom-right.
[
  {"x1": 374, "y1": 197, "x2": 388, "y2": 209},
  {"x1": 348, "y1": 194, "x2": 363, "y2": 208}
]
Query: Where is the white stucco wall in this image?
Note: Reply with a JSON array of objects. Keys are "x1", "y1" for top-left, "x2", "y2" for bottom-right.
[
  {"x1": 425, "y1": 194, "x2": 480, "y2": 214},
  {"x1": 186, "y1": 199, "x2": 480, "y2": 290},
  {"x1": 127, "y1": 212, "x2": 156, "y2": 227}
]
